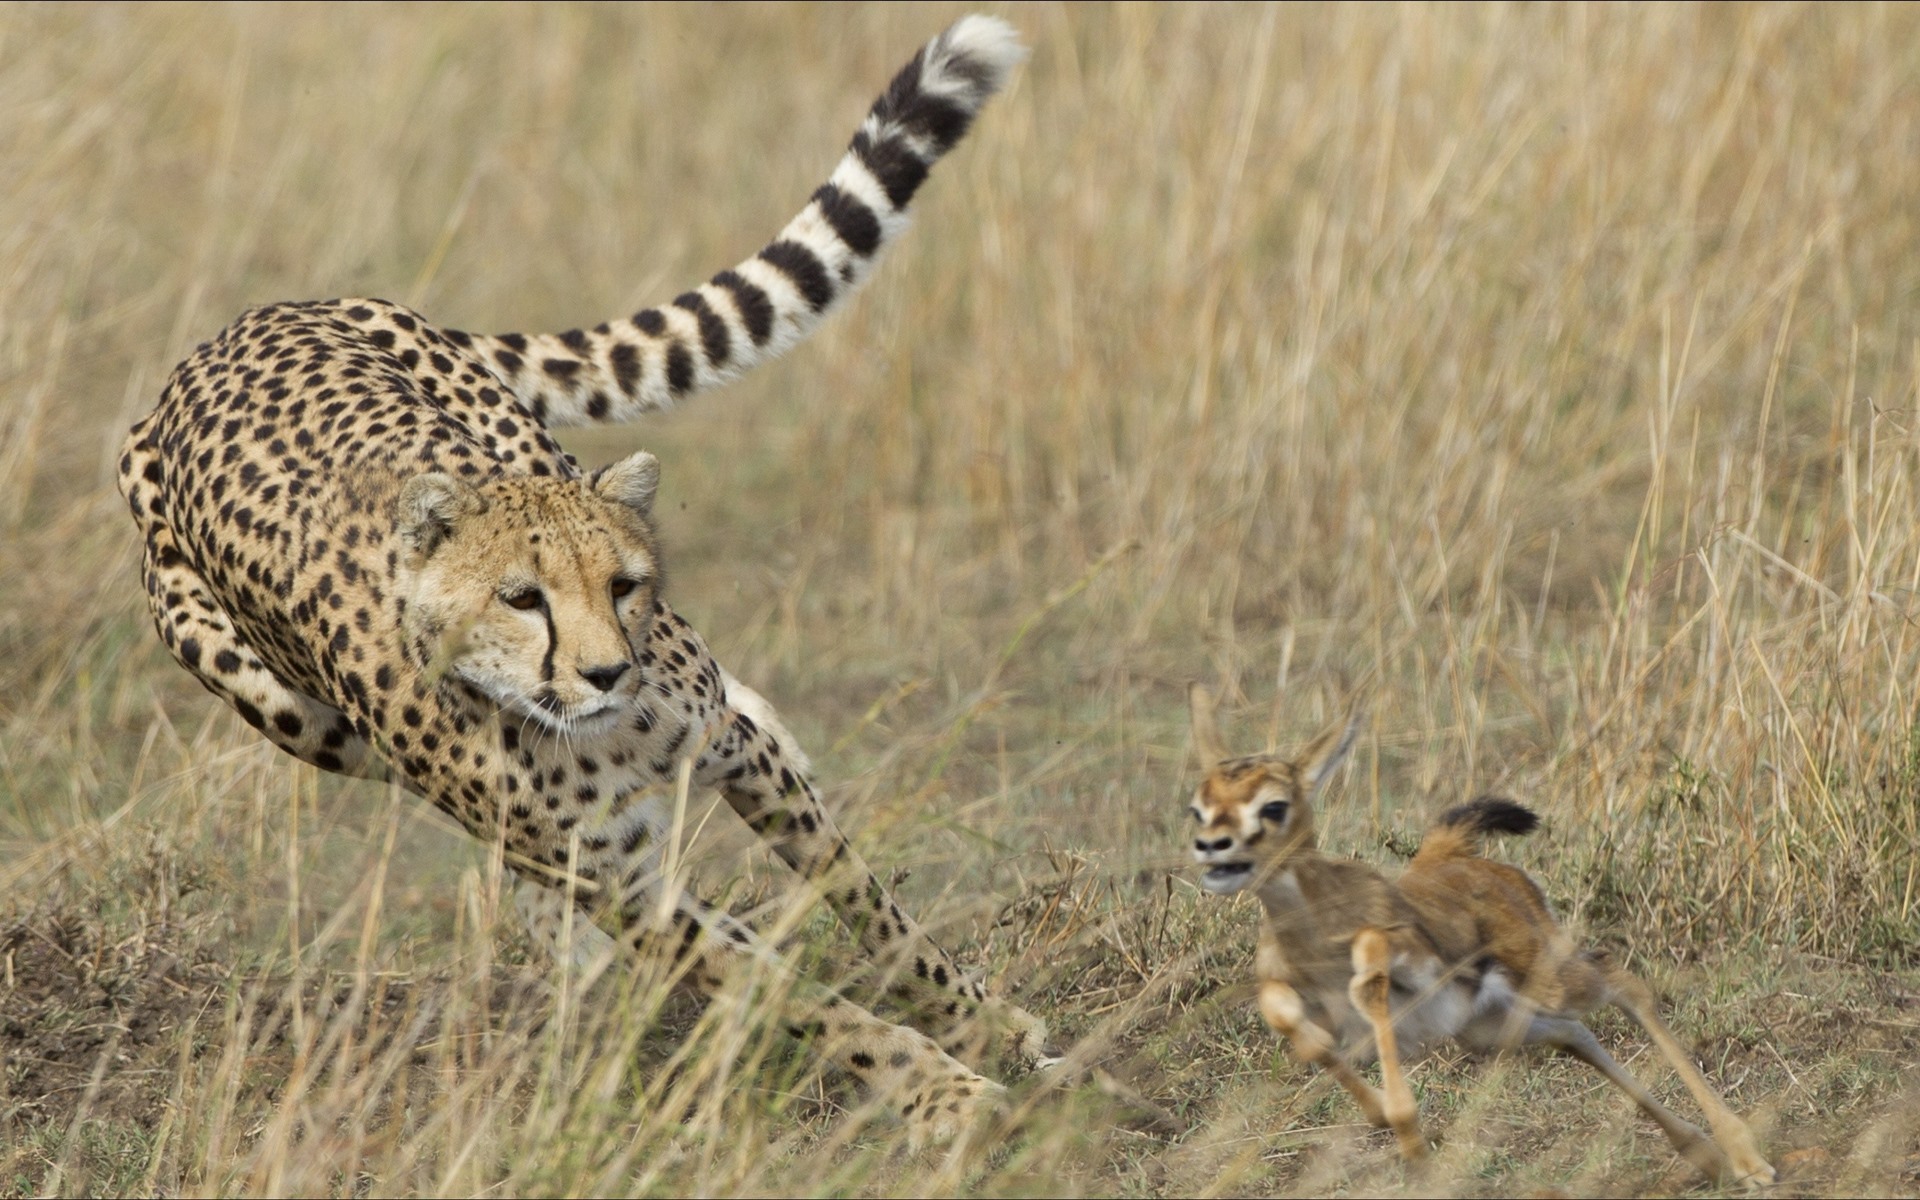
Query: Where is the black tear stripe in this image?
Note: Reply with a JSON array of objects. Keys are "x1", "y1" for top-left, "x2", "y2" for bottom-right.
[
  {"x1": 671, "y1": 291, "x2": 732, "y2": 369},
  {"x1": 538, "y1": 605, "x2": 557, "y2": 684},
  {"x1": 757, "y1": 241, "x2": 835, "y2": 313},
  {"x1": 810, "y1": 184, "x2": 882, "y2": 257},
  {"x1": 711, "y1": 270, "x2": 773, "y2": 347}
]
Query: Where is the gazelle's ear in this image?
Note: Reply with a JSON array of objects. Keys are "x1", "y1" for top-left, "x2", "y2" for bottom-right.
[
  {"x1": 397, "y1": 472, "x2": 487, "y2": 560},
  {"x1": 593, "y1": 450, "x2": 660, "y2": 517},
  {"x1": 1188, "y1": 683, "x2": 1228, "y2": 766},
  {"x1": 1300, "y1": 712, "x2": 1361, "y2": 793}
]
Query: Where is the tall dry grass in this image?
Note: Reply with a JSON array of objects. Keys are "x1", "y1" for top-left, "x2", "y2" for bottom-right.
[{"x1": 2, "y1": 3, "x2": 1917, "y2": 1195}]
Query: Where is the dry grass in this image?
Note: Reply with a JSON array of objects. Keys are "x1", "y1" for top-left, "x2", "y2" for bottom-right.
[{"x1": 3, "y1": 2, "x2": 1918, "y2": 1195}]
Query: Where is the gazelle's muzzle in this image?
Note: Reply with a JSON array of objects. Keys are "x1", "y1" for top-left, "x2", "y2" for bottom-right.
[{"x1": 1192, "y1": 833, "x2": 1256, "y2": 894}]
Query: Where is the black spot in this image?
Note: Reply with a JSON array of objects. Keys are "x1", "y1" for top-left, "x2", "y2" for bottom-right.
[
  {"x1": 542, "y1": 357, "x2": 581, "y2": 380},
  {"x1": 665, "y1": 341, "x2": 694, "y2": 396},
  {"x1": 213, "y1": 649, "x2": 241, "y2": 674},
  {"x1": 850, "y1": 128, "x2": 930, "y2": 209},
  {"x1": 608, "y1": 342, "x2": 641, "y2": 392},
  {"x1": 757, "y1": 241, "x2": 835, "y2": 313},
  {"x1": 872, "y1": 56, "x2": 975, "y2": 152},
  {"x1": 559, "y1": 328, "x2": 590, "y2": 353},
  {"x1": 585, "y1": 392, "x2": 609, "y2": 419},
  {"x1": 621, "y1": 823, "x2": 651, "y2": 855},
  {"x1": 632, "y1": 309, "x2": 666, "y2": 336},
  {"x1": 368, "y1": 329, "x2": 396, "y2": 350},
  {"x1": 273, "y1": 711, "x2": 304, "y2": 737},
  {"x1": 672, "y1": 291, "x2": 730, "y2": 368},
  {"x1": 179, "y1": 637, "x2": 202, "y2": 668},
  {"x1": 494, "y1": 349, "x2": 522, "y2": 373},
  {"x1": 711, "y1": 270, "x2": 773, "y2": 347},
  {"x1": 498, "y1": 333, "x2": 527, "y2": 352},
  {"x1": 810, "y1": 183, "x2": 882, "y2": 257}
]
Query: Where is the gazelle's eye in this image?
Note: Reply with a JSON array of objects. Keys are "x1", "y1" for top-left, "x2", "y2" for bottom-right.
[
  {"x1": 502, "y1": 588, "x2": 543, "y2": 611},
  {"x1": 610, "y1": 577, "x2": 637, "y2": 600},
  {"x1": 1259, "y1": 800, "x2": 1290, "y2": 823},
  {"x1": 1189, "y1": 808, "x2": 1204, "y2": 823}
]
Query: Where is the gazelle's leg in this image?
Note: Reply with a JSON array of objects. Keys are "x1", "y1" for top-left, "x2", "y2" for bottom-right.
[
  {"x1": 1258, "y1": 978, "x2": 1391, "y2": 1131},
  {"x1": 1520, "y1": 1013, "x2": 1733, "y2": 1181},
  {"x1": 1347, "y1": 929, "x2": 1427, "y2": 1160},
  {"x1": 1599, "y1": 964, "x2": 1775, "y2": 1187}
]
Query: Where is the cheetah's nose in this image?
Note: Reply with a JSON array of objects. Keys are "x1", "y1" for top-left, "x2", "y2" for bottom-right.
[{"x1": 580, "y1": 662, "x2": 631, "y2": 692}]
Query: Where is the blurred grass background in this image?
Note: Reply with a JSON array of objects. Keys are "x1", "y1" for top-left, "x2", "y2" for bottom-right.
[{"x1": 2, "y1": 2, "x2": 1917, "y2": 1195}]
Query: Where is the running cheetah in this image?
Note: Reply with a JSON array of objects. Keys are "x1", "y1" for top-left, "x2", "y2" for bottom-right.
[{"x1": 119, "y1": 15, "x2": 1047, "y2": 1143}]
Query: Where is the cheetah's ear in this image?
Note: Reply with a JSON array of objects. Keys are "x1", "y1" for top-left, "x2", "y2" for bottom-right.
[
  {"x1": 397, "y1": 472, "x2": 487, "y2": 560},
  {"x1": 593, "y1": 450, "x2": 660, "y2": 517}
]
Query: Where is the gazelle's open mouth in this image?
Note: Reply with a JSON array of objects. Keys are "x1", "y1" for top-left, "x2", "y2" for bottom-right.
[{"x1": 1199, "y1": 862, "x2": 1254, "y2": 894}]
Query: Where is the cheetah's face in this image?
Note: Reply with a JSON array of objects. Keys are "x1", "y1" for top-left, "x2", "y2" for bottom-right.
[{"x1": 397, "y1": 452, "x2": 663, "y2": 735}]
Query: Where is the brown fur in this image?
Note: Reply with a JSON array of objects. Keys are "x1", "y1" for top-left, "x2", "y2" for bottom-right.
[{"x1": 1184, "y1": 684, "x2": 1775, "y2": 1186}]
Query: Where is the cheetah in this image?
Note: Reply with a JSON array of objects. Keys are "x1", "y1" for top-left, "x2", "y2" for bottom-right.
[
  {"x1": 1183, "y1": 686, "x2": 1775, "y2": 1185},
  {"x1": 118, "y1": 16, "x2": 1049, "y2": 1143}
]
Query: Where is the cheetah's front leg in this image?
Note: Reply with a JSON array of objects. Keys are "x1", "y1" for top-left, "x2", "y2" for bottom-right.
[
  {"x1": 695, "y1": 673, "x2": 1053, "y2": 1073},
  {"x1": 587, "y1": 874, "x2": 1005, "y2": 1146}
]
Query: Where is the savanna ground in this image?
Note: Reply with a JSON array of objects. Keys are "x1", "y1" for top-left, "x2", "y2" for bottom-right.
[{"x1": 3, "y1": 3, "x2": 1919, "y2": 1196}]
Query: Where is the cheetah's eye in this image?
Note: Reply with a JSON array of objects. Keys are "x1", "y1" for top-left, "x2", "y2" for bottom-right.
[
  {"x1": 502, "y1": 587, "x2": 543, "y2": 611},
  {"x1": 610, "y1": 577, "x2": 638, "y2": 600},
  {"x1": 1259, "y1": 800, "x2": 1290, "y2": 823}
]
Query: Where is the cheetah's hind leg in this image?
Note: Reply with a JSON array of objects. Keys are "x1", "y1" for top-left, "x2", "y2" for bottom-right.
[{"x1": 138, "y1": 521, "x2": 385, "y2": 781}]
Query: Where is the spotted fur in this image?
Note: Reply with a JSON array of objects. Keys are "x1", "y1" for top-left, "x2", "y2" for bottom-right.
[{"x1": 118, "y1": 16, "x2": 1043, "y2": 1143}]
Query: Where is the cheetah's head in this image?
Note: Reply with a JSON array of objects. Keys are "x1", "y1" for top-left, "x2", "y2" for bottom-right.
[
  {"x1": 1185, "y1": 684, "x2": 1358, "y2": 895},
  {"x1": 395, "y1": 451, "x2": 663, "y2": 736}
]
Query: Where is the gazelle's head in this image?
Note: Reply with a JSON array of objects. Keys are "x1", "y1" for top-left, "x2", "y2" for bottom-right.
[{"x1": 1185, "y1": 684, "x2": 1357, "y2": 896}]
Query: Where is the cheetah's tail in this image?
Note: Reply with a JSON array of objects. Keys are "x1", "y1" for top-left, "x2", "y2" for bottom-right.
[{"x1": 463, "y1": 15, "x2": 1026, "y2": 428}]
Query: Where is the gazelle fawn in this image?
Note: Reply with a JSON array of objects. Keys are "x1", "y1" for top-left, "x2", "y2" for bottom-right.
[{"x1": 1184, "y1": 685, "x2": 1774, "y2": 1186}]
